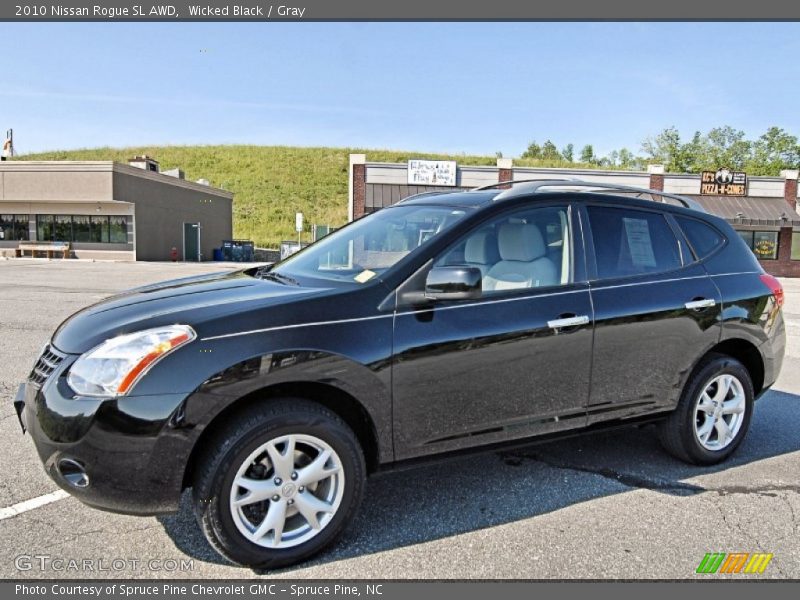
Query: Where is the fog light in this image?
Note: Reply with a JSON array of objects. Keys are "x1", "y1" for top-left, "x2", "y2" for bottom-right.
[{"x1": 57, "y1": 458, "x2": 89, "y2": 489}]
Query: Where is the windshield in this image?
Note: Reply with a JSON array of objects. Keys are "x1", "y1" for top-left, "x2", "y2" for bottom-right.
[{"x1": 272, "y1": 205, "x2": 470, "y2": 285}]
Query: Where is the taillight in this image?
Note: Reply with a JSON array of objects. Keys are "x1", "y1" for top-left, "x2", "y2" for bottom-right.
[{"x1": 759, "y1": 273, "x2": 784, "y2": 308}]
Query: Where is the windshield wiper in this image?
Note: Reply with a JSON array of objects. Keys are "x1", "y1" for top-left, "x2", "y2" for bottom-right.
[{"x1": 259, "y1": 270, "x2": 300, "y2": 286}]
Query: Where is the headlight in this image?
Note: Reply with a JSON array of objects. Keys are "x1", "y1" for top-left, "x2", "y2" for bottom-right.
[{"x1": 67, "y1": 325, "x2": 196, "y2": 397}]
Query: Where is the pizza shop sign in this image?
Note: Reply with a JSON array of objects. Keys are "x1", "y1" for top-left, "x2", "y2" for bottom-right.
[{"x1": 700, "y1": 168, "x2": 747, "y2": 196}]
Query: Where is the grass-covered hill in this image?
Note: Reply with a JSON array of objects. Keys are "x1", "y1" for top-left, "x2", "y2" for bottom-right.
[{"x1": 19, "y1": 146, "x2": 597, "y2": 247}]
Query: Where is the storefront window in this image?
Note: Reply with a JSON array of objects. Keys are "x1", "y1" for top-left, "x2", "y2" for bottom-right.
[
  {"x1": 34, "y1": 214, "x2": 127, "y2": 244},
  {"x1": 736, "y1": 230, "x2": 779, "y2": 260},
  {"x1": 90, "y1": 215, "x2": 109, "y2": 242},
  {"x1": 109, "y1": 216, "x2": 127, "y2": 243},
  {"x1": 72, "y1": 215, "x2": 92, "y2": 242},
  {"x1": 792, "y1": 231, "x2": 800, "y2": 260},
  {"x1": 737, "y1": 230, "x2": 754, "y2": 248},
  {"x1": 54, "y1": 215, "x2": 72, "y2": 241},
  {"x1": 37, "y1": 215, "x2": 54, "y2": 241},
  {"x1": 0, "y1": 214, "x2": 29, "y2": 241}
]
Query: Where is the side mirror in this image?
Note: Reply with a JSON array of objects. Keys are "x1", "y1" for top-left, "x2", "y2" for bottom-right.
[{"x1": 425, "y1": 266, "x2": 482, "y2": 301}]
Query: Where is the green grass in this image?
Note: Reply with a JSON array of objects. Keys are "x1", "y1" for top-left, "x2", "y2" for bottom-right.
[{"x1": 18, "y1": 145, "x2": 602, "y2": 247}]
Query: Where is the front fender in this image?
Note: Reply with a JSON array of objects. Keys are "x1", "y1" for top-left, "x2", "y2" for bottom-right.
[{"x1": 177, "y1": 347, "x2": 393, "y2": 464}]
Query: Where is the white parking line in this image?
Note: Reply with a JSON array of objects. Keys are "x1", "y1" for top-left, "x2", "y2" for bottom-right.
[{"x1": 0, "y1": 490, "x2": 70, "y2": 521}]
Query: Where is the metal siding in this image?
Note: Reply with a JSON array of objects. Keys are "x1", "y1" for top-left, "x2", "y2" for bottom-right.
[{"x1": 688, "y1": 195, "x2": 800, "y2": 224}]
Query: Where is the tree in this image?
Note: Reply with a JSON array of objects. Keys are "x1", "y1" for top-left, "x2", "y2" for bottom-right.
[
  {"x1": 521, "y1": 141, "x2": 542, "y2": 159},
  {"x1": 561, "y1": 143, "x2": 574, "y2": 163},
  {"x1": 704, "y1": 126, "x2": 751, "y2": 170},
  {"x1": 542, "y1": 139, "x2": 560, "y2": 160},
  {"x1": 580, "y1": 144, "x2": 596, "y2": 164},
  {"x1": 746, "y1": 127, "x2": 800, "y2": 175},
  {"x1": 617, "y1": 148, "x2": 636, "y2": 169},
  {"x1": 641, "y1": 126, "x2": 691, "y2": 172}
]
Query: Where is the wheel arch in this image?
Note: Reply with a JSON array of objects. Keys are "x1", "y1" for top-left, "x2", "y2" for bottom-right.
[
  {"x1": 182, "y1": 380, "x2": 382, "y2": 490},
  {"x1": 698, "y1": 338, "x2": 765, "y2": 397}
]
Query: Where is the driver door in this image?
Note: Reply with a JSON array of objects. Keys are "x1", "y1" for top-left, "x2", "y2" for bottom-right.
[{"x1": 391, "y1": 203, "x2": 594, "y2": 460}]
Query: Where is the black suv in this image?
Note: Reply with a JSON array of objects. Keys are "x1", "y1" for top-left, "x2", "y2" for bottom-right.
[{"x1": 15, "y1": 181, "x2": 785, "y2": 568}]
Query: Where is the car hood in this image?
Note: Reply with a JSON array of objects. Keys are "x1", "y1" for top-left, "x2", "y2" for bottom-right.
[{"x1": 51, "y1": 268, "x2": 329, "y2": 354}]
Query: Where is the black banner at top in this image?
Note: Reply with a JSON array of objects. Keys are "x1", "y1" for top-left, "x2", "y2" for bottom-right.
[{"x1": 4, "y1": 0, "x2": 800, "y2": 21}]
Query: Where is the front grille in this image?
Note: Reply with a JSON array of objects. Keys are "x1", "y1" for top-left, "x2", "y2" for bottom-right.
[{"x1": 28, "y1": 345, "x2": 66, "y2": 387}]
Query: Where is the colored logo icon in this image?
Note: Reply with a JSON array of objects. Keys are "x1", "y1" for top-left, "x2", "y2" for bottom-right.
[{"x1": 696, "y1": 553, "x2": 773, "y2": 574}]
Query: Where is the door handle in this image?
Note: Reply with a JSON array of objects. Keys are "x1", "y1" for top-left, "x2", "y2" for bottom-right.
[
  {"x1": 685, "y1": 298, "x2": 716, "y2": 311},
  {"x1": 547, "y1": 315, "x2": 590, "y2": 329}
]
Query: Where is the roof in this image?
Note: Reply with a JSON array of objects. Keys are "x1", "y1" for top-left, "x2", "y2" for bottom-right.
[
  {"x1": 689, "y1": 195, "x2": 800, "y2": 226},
  {"x1": 0, "y1": 161, "x2": 233, "y2": 199}
]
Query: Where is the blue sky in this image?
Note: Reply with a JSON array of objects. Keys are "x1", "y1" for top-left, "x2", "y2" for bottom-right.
[{"x1": 2, "y1": 22, "x2": 800, "y2": 157}]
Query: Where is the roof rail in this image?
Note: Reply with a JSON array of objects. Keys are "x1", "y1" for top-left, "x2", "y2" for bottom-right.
[
  {"x1": 472, "y1": 178, "x2": 576, "y2": 191},
  {"x1": 396, "y1": 190, "x2": 463, "y2": 204},
  {"x1": 475, "y1": 179, "x2": 704, "y2": 212}
]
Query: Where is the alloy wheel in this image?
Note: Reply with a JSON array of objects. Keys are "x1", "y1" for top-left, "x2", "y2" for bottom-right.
[
  {"x1": 693, "y1": 374, "x2": 746, "y2": 451},
  {"x1": 229, "y1": 434, "x2": 345, "y2": 549}
]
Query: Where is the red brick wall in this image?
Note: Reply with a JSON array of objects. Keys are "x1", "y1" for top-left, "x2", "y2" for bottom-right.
[
  {"x1": 649, "y1": 173, "x2": 664, "y2": 192},
  {"x1": 498, "y1": 168, "x2": 513, "y2": 189},
  {"x1": 353, "y1": 163, "x2": 366, "y2": 220},
  {"x1": 785, "y1": 178, "x2": 797, "y2": 211}
]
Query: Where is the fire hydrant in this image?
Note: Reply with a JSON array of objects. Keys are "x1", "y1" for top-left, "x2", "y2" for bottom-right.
[{"x1": 170, "y1": 247, "x2": 178, "y2": 262}]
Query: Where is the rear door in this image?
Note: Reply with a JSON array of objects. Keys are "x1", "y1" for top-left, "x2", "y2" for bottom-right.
[{"x1": 582, "y1": 203, "x2": 722, "y2": 422}]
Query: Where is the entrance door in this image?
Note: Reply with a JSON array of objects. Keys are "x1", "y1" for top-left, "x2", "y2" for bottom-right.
[{"x1": 183, "y1": 222, "x2": 200, "y2": 262}]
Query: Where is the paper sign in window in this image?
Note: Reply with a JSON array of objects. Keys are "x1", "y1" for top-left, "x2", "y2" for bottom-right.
[{"x1": 623, "y1": 217, "x2": 657, "y2": 267}]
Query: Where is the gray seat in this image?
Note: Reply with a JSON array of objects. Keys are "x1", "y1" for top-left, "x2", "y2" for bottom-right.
[
  {"x1": 463, "y1": 230, "x2": 499, "y2": 277},
  {"x1": 483, "y1": 223, "x2": 558, "y2": 291}
]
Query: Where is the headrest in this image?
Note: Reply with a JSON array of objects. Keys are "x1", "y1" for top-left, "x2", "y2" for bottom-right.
[
  {"x1": 498, "y1": 223, "x2": 546, "y2": 261},
  {"x1": 464, "y1": 231, "x2": 499, "y2": 265}
]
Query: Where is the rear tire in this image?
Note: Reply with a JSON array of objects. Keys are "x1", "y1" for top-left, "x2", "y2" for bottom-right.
[
  {"x1": 192, "y1": 398, "x2": 366, "y2": 569},
  {"x1": 658, "y1": 353, "x2": 753, "y2": 465}
]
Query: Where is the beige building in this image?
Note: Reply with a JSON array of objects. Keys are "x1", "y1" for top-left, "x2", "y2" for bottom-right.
[{"x1": 0, "y1": 156, "x2": 233, "y2": 261}]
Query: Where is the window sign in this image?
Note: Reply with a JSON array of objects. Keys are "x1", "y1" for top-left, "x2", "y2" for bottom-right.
[
  {"x1": 753, "y1": 231, "x2": 778, "y2": 260},
  {"x1": 737, "y1": 230, "x2": 778, "y2": 260},
  {"x1": 623, "y1": 217, "x2": 657, "y2": 267}
]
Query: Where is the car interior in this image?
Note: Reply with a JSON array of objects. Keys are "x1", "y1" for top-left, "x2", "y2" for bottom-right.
[{"x1": 438, "y1": 207, "x2": 571, "y2": 292}]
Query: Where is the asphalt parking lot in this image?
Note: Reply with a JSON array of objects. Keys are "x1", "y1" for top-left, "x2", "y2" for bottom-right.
[{"x1": 0, "y1": 259, "x2": 798, "y2": 579}]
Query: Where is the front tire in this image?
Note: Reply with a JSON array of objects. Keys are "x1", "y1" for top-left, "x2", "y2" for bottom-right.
[
  {"x1": 193, "y1": 399, "x2": 366, "y2": 568},
  {"x1": 658, "y1": 354, "x2": 754, "y2": 465}
]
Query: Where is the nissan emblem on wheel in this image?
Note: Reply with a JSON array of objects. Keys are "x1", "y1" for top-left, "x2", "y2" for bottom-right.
[{"x1": 14, "y1": 180, "x2": 785, "y2": 569}]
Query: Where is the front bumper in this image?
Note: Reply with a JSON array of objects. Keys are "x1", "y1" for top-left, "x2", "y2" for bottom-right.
[{"x1": 17, "y1": 355, "x2": 195, "y2": 516}]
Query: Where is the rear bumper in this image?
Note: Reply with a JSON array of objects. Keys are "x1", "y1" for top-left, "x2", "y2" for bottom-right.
[
  {"x1": 759, "y1": 313, "x2": 786, "y2": 395},
  {"x1": 18, "y1": 360, "x2": 194, "y2": 516}
]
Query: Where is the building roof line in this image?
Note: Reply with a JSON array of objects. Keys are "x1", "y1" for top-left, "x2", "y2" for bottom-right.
[
  {"x1": 364, "y1": 161, "x2": 795, "y2": 184},
  {"x1": 0, "y1": 161, "x2": 233, "y2": 199},
  {"x1": 112, "y1": 163, "x2": 233, "y2": 198}
]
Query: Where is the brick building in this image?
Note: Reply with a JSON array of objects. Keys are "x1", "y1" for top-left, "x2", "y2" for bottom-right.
[{"x1": 348, "y1": 154, "x2": 800, "y2": 277}]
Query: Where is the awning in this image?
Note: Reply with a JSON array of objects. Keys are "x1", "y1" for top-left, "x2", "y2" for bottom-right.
[{"x1": 688, "y1": 195, "x2": 800, "y2": 226}]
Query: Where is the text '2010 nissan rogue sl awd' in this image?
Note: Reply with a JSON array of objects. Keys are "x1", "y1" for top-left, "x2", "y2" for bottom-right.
[{"x1": 15, "y1": 180, "x2": 785, "y2": 568}]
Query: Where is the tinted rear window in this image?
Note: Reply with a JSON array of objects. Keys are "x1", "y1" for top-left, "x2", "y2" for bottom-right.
[
  {"x1": 676, "y1": 216, "x2": 725, "y2": 259},
  {"x1": 587, "y1": 206, "x2": 683, "y2": 279}
]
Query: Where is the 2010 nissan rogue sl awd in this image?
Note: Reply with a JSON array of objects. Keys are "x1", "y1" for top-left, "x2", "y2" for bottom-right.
[{"x1": 15, "y1": 180, "x2": 785, "y2": 568}]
